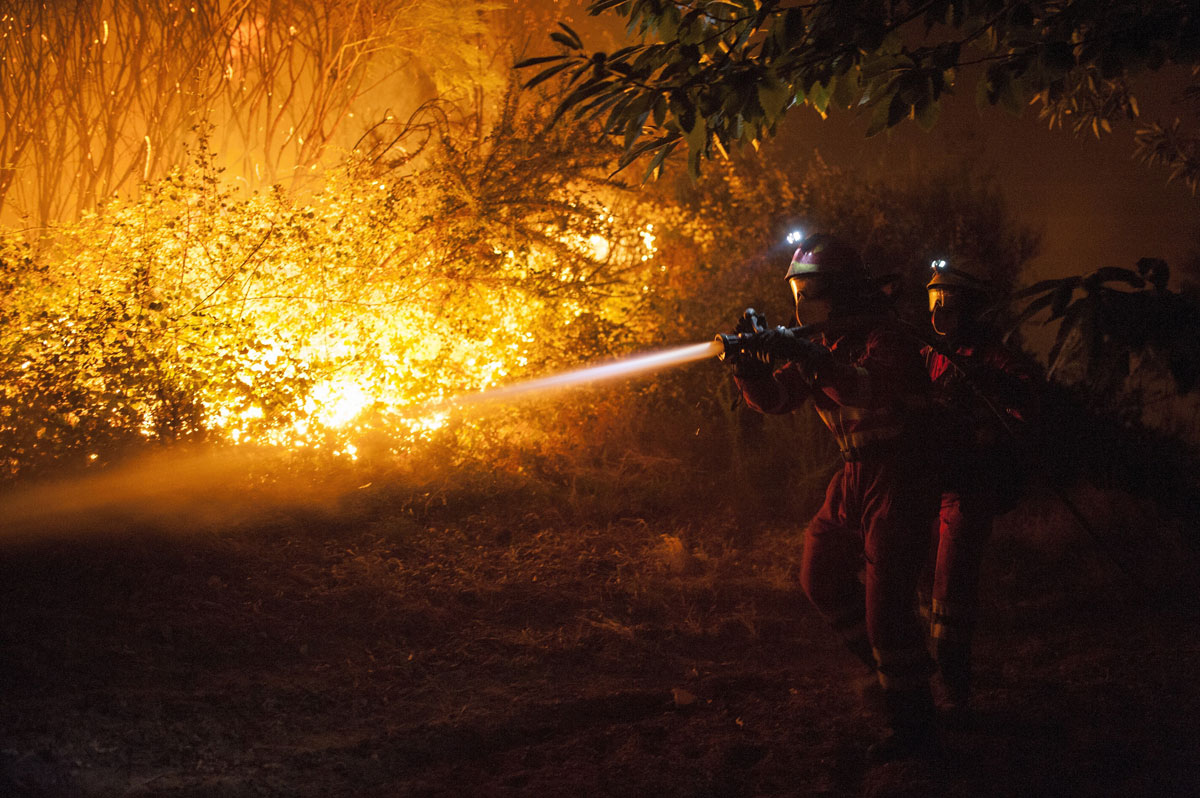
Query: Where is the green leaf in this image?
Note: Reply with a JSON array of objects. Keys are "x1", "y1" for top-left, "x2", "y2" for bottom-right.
[
  {"x1": 550, "y1": 32, "x2": 580, "y2": 49},
  {"x1": 551, "y1": 77, "x2": 614, "y2": 125},
  {"x1": 757, "y1": 77, "x2": 792, "y2": 123},
  {"x1": 1011, "y1": 290, "x2": 1061, "y2": 327},
  {"x1": 886, "y1": 89, "x2": 908, "y2": 127},
  {"x1": 641, "y1": 137, "x2": 681, "y2": 182},
  {"x1": 623, "y1": 106, "x2": 651, "y2": 151},
  {"x1": 652, "y1": 93, "x2": 667, "y2": 127},
  {"x1": 1011, "y1": 277, "x2": 1075, "y2": 300},
  {"x1": 678, "y1": 99, "x2": 697, "y2": 136},
  {"x1": 685, "y1": 114, "x2": 707, "y2": 151},
  {"x1": 914, "y1": 96, "x2": 940, "y2": 130},
  {"x1": 810, "y1": 80, "x2": 831, "y2": 115},
  {"x1": 986, "y1": 63, "x2": 1025, "y2": 116},
  {"x1": 1050, "y1": 283, "x2": 1076, "y2": 319},
  {"x1": 1082, "y1": 267, "x2": 1144, "y2": 291},
  {"x1": 865, "y1": 88, "x2": 896, "y2": 136},
  {"x1": 830, "y1": 65, "x2": 861, "y2": 109},
  {"x1": 1047, "y1": 302, "x2": 1087, "y2": 371},
  {"x1": 687, "y1": 142, "x2": 703, "y2": 181}
]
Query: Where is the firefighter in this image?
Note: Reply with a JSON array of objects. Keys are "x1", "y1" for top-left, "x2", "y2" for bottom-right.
[
  {"x1": 924, "y1": 258, "x2": 1040, "y2": 717},
  {"x1": 727, "y1": 234, "x2": 941, "y2": 761}
]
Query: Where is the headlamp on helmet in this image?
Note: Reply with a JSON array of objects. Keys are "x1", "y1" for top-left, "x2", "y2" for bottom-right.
[
  {"x1": 785, "y1": 235, "x2": 866, "y2": 282},
  {"x1": 925, "y1": 259, "x2": 992, "y2": 307},
  {"x1": 784, "y1": 235, "x2": 868, "y2": 326}
]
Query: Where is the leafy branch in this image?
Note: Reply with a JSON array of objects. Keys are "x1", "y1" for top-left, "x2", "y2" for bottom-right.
[
  {"x1": 518, "y1": 0, "x2": 1200, "y2": 182},
  {"x1": 1009, "y1": 258, "x2": 1200, "y2": 401}
]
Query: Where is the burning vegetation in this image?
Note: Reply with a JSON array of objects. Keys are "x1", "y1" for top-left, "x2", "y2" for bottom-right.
[{"x1": 3, "y1": 2, "x2": 1200, "y2": 795}]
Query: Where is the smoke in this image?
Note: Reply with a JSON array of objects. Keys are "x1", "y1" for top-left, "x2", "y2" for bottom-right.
[{"x1": 0, "y1": 446, "x2": 352, "y2": 540}]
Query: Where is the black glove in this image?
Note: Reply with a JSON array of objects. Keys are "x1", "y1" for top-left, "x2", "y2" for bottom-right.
[
  {"x1": 728, "y1": 309, "x2": 773, "y2": 378},
  {"x1": 752, "y1": 327, "x2": 833, "y2": 379},
  {"x1": 735, "y1": 308, "x2": 768, "y2": 336}
]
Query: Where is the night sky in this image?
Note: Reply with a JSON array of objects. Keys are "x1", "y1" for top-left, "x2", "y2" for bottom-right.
[{"x1": 774, "y1": 65, "x2": 1200, "y2": 285}]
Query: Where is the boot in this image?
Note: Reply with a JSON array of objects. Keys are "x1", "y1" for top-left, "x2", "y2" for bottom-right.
[
  {"x1": 867, "y1": 688, "x2": 940, "y2": 764},
  {"x1": 843, "y1": 632, "x2": 878, "y2": 674},
  {"x1": 935, "y1": 638, "x2": 973, "y2": 727}
]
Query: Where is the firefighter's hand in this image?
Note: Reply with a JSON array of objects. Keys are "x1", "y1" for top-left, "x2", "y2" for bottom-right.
[
  {"x1": 727, "y1": 309, "x2": 772, "y2": 378},
  {"x1": 734, "y1": 308, "x2": 768, "y2": 336},
  {"x1": 757, "y1": 327, "x2": 832, "y2": 377}
]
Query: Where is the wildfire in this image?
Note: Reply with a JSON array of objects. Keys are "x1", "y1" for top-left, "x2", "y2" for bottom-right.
[
  {"x1": 0, "y1": 120, "x2": 681, "y2": 480},
  {"x1": 168, "y1": 209, "x2": 664, "y2": 458}
]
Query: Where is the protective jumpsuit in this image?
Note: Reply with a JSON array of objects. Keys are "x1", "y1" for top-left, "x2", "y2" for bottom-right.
[
  {"x1": 737, "y1": 318, "x2": 941, "y2": 737},
  {"x1": 925, "y1": 335, "x2": 1039, "y2": 705}
]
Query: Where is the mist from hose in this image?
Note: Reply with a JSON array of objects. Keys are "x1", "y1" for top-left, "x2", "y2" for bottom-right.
[
  {"x1": 422, "y1": 340, "x2": 724, "y2": 414},
  {"x1": 0, "y1": 340, "x2": 727, "y2": 538}
]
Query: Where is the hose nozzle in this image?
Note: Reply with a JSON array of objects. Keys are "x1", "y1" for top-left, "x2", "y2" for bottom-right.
[
  {"x1": 714, "y1": 331, "x2": 756, "y2": 362},
  {"x1": 715, "y1": 323, "x2": 822, "y2": 362}
]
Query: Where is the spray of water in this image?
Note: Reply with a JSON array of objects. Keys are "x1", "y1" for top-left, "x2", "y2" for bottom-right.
[{"x1": 425, "y1": 339, "x2": 724, "y2": 413}]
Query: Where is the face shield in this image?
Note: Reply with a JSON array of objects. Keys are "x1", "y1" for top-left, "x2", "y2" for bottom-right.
[
  {"x1": 928, "y1": 286, "x2": 959, "y2": 336},
  {"x1": 928, "y1": 286, "x2": 951, "y2": 313},
  {"x1": 790, "y1": 276, "x2": 832, "y2": 327}
]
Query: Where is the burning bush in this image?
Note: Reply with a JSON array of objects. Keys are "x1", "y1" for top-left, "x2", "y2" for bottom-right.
[{"x1": 0, "y1": 103, "x2": 669, "y2": 480}]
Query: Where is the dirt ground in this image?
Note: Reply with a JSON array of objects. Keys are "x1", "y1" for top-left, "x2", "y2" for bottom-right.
[{"x1": 2, "y1": 497, "x2": 1198, "y2": 798}]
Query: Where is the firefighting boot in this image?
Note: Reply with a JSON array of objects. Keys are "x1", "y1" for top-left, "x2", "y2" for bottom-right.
[
  {"x1": 867, "y1": 687, "x2": 940, "y2": 764},
  {"x1": 843, "y1": 632, "x2": 877, "y2": 674},
  {"x1": 934, "y1": 638, "x2": 973, "y2": 727},
  {"x1": 829, "y1": 599, "x2": 876, "y2": 673}
]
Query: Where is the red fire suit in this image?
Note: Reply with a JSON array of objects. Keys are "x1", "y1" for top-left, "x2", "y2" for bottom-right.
[
  {"x1": 924, "y1": 335, "x2": 1039, "y2": 704},
  {"x1": 736, "y1": 318, "x2": 940, "y2": 728}
]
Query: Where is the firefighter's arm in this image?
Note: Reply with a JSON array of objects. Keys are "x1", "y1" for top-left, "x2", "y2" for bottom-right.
[
  {"x1": 725, "y1": 310, "x2": 814, "y2": 414},
  {"x1": 814, "y1": 330, "x2": 920, "y2": 409},
  {"x1": 989, "y1": 346, "x2": 1045, "y2": 422},
  {"x1": 734, "y1": 364, "x2": 812, "y2": 414}
]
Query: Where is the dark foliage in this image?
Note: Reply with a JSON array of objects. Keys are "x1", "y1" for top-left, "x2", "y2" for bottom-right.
[
  {"x1": 1010, "y1": 259, "x2": 1200, "y2": 401},
  {"x1": 519, "y1": 1, "x2": 1200, "y2": 183}
]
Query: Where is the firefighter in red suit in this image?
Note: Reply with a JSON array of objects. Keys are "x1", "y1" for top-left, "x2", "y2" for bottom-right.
[
  {"x1": 728, "y1": 235, "x2": 941, "y2": 760},
  {"x1": 924, "y1": 260, "x2": 1040, "y2": 716}
]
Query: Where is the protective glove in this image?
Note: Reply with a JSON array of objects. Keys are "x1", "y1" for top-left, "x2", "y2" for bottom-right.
[
  {"x1": 751, "y1": 327, "x2": 833, "y2": 380},
  {"x1": 735, "y1": 308, "x2": 768, "y2": 336},
  {"x1": 728, "y1": 308, "x2": 773, "y2": 379}
]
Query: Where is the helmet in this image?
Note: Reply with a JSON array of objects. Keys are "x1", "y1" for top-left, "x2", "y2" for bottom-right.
[
  {"x1": 785, "y1": 235, "x2": 873, "y2": 326},
  {"x1": 785, "y1": 234, "x2": 868, "y2": 283},
  {"x1": 926, "y1": 259, "x2": 993, "y2": 310},
  {"x1": 926, "y1": 258, "x2": 994, "y2": 335}
]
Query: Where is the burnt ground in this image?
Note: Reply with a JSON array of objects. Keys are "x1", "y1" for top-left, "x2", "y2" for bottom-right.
[{"x1": 1, "y1": 497, "x2": 1199, "y2": 798}]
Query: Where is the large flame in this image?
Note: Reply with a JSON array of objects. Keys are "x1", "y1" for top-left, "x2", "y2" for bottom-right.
[{"x1": 185, "y1": 217, "x2": 664, "y2": 456}]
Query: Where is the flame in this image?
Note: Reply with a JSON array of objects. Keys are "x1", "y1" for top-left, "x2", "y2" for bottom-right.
[
  {"x1": 14, "y1": 183, "x2": 668, "y2": 465},
  {"x1": 308, "y1": 379, "x2": 372, "y2": 428}
]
